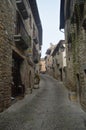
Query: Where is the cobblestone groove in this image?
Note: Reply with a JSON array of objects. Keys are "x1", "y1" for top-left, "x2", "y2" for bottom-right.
[{"x1": 0, "y1": 74, "x2": 86, "y2": 130}]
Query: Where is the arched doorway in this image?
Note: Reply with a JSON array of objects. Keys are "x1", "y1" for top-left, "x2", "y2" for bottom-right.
[
  {"x1": 76, "y1": 74, "x2": 81, "y2": 103},
  {"x1": 11, "y1": 51, "x2": 24, "y2": 97}
]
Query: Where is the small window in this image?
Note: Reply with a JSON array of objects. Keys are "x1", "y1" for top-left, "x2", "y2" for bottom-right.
[{"x1": 84, "y1": 69, "x2": 86, "y2": 74}]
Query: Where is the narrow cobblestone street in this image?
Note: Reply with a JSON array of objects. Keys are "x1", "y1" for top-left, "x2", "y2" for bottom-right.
[{"x1": 0, "y1": 74, "x2": 86, "y2": 130}]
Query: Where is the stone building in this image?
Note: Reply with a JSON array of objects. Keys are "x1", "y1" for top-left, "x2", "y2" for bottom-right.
[
  {"x1": 60, "y1": 0, "x2": 86, "y2": 108},
  {"x1": 52, "y1": 40, "x2": 66, "y2": 81},
  {"x1": 0, "y1": 0, "x2": 42, "y2": 112},
  {"x1": 45, "y1": 44, "x2": 55, "y2": 76},
  {"x1": 40, "y1": 58, "x2": 46, "y2": 73}
]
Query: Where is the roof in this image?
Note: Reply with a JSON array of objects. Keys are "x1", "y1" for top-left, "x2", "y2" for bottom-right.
[
  {"x1": 46, "y1": 44, "x2": 56, "y2": 55},
  {"x1": 52, "y1": 40, "x2": 65, "y2": 56},
  {"x1": 46, "y1": 48, "x2": 51, "y2": 55},
  {"x1": 59, "y1": 0, "x2": 72, "y2": 30},
  {"x1": 59, "y1": 0, "x2": 65, "y2": 29},
  {"x1": 29, "y1": 0, "x2": 42, "y2": 45}
]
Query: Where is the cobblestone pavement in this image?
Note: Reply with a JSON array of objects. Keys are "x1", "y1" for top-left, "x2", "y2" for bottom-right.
[{"x1": 0, "y1": 74, "x2": 86, "y2": 130}]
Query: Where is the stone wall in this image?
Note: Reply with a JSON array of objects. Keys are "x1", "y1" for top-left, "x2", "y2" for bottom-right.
[
  {"x1": 20, "y1": 59, "x2": 34, "y2": 94},
  {"x1": 0, "y1": 0, "x2": 14, "y2": 112},
  {"x1": 0, "y1": 0, "x2": 34, "y2": 112},
  {"x1": 65, "y1": 1, "x2": 86, "y2": 109},
  {"x1": 79, "y1": 2, "x2": 86, "y2": 108}
]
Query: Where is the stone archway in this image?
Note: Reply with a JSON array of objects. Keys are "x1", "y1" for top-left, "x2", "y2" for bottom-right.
[{"x1": 12, "y1": 51, "x2": 24, "y2": 97}]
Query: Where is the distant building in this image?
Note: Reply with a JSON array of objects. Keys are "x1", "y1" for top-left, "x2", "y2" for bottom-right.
[
  {"x1": 52, "y1": 40, "x2": 66, "y2": 81},
  {"x1": 45, "y1": 44, "x2": 56, "y2": 76},
  {"x1": 40, "y1": 58, "x2": 46, "y2": 73}
]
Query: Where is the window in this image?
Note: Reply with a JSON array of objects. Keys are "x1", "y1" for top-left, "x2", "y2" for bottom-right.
[{"x1": 84, "y1": 69, "x2": 86, "y2": 74}]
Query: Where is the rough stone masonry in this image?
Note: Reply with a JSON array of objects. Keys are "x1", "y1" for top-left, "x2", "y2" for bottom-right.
[{"x1": 0, "y1": 0, "x2": 14, "y2": 112}]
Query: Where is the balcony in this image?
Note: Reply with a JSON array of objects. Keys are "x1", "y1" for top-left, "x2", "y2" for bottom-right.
[
  {"x1": 14, "y1": 35, "x2": 27, "y2": 49},
  {"x1": 16, "y1": 0, "x2": 28, "y2": 19},
  {"x1": 75, "y1": 0, "x2": 85, "y2": 4},
  {"x1": 14, "y1": 22, "x2": 31, "y2": 50}
]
